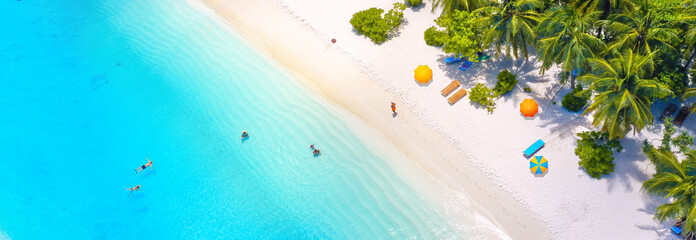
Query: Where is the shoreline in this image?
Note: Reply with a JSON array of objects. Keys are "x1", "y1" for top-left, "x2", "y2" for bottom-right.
[{"x1": 193, "y1": 0, "x2": 550, "y2": 238}]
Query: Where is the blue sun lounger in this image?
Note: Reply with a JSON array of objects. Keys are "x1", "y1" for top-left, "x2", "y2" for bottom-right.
[
  {"x1": 459, "y1": 60, "x2": 474, "y2": 72},
  {"x1": 672, "y1": 226, "x2": 682, "y2": 235},
  {"x1": 445, "y1": 56, "x2": 463, "y2": 64},
  {"x1": 524, "y1": 139, "x2": 545, "y2": 158}
]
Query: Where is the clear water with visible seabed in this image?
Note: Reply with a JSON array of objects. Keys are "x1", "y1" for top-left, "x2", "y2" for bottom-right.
[{"x1": 0, "y1": 0, "x2": 474, "y2": 239}]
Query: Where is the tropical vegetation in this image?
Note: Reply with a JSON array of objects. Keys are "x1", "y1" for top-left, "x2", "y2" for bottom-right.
[
  {"x1": 434, "y1": 10, "x2": 483, "y2": 60},
  {"x1": 535, "y1": 5, "x2": 605, "y2": 87},
  {"x1": 431, "y1": 0, "x2": 489, "y2": 16},
  {"x1": 578, "y1": 50, "x2": 671, "y2": 139},
  {"x1": 643, "y1": 140, "x2": 696, "y2": 239},
  {"x1": 406, "y1": 0, "x2": 423, "y2": 8},
  {"x1": 561, "y1": 84, "x2": 589, "y2": 112},
  {"x1": 469, "y1": 83, "x2": 495, "y2": 112},
  {"x1": 414, "y1": 0, "x2": 696, "y2": 232},
  {"x1": 350, "y1": 3, "x2": 407, "y2": 43},
  {"x1": 575, "y1": 131, "x2": 623, "y2": 179},
  {"x1": 474, "y1": 0, "x2": 542, "y2": 59},
  {"x1": 492, "y1": 69, "x2": 517, "y2": 96},
  {"x1": 424, "y1": 26, "x2": 447, "y2": 46}
]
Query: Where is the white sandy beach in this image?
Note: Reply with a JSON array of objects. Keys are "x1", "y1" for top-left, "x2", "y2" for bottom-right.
[{"x1": 193, "y1": 0, "x2": 696, "y2": 239}]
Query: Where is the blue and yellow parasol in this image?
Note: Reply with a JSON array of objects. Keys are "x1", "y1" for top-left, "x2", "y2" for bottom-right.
[{"x1": 530, "y1": 156, "x2": 548, "y2": 175}]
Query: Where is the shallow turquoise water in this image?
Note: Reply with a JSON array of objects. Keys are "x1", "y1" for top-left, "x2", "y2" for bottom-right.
[{"x1": 0, "y1": 0, "x2": 462, "y2": 239}]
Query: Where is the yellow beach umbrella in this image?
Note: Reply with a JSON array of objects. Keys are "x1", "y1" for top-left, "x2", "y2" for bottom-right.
[
  {"x1": 414, "y1": 65, "x2": 432, "y2": 84},
  {"x1": 530, "y1": 156, "x2": 548, "y2": 175}
]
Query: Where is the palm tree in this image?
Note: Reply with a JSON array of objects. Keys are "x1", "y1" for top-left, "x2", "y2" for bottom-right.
[
  {"x1": 536, "y1": 5, "x2": 606, "y2": 87},
  {"x1": 642, "y1": 146, "x2": 696, "y2": 240},
  {"x1": 683, "y1": 88, "x2": 696, "y2": 115},
  {"x1": 474, "y1": 0, "x2": 543, "y2": 60},
  {"x1": 603, "y1": 1, "x2": 679, "y2": 58},
  {"x1": 578, "y1": 50, "x2": 671, "y2": 139},
  {"x1": 574, "y1": 0, "x2": 636, "y2": 40},
  {"x1": 431, "y1": 0, "x2": 489, "y2": 16},
  {"x1": 575, "y1": 0, "x2": 635, "y2": 19},
  {"x1": 678, "y1": 10, "x2": 696, "y2": 72}
]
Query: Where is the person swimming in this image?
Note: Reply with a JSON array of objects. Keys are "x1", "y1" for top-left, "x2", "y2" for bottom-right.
[
  {"x1": 313, "y1": 148, "x2": 321, "y2": 156},
  {"x1": 127, "y1": 185, "x2": 141, "y2": 195},
  {"x1": 241, "y1": 131, "x2": 249, "y2": 139},
  {"x1": 135, "y1": 158, "x2": 153, "y2": 173},
  {"x1": 310, "y1": 144, "x2": 315, "y2": 150}
]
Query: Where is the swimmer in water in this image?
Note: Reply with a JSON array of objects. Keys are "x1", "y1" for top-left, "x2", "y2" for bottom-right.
[
  {"x1": 313, "y1": 148, "x2": 321, "y2": 156},
  {"x1": 241, "y1": 131, "x2": 249, "y2": 140},
  {"x1": 310, "y1": 144, "x2": 315, "y2": 150},
  {"x1": 127, "y1": 185, "x2": 141, "y2": 195},
  {"x1": 135, "y1": 158, "x2": 153, "y2": 173}
]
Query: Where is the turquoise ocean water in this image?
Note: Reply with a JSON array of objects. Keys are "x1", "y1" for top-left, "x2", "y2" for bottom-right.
[{"x1": 0, "y1": 0, "x2": 466, "y2": 239}]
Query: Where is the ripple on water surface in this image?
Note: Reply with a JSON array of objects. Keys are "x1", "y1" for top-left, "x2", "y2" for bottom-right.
[{"x1": 0, "y1": 0, "x2": 466, "y2": 239}]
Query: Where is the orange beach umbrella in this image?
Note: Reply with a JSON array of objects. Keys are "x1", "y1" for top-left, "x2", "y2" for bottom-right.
[
  {"x1": 414, "y1": 65, "x2": 432, "y2": 84},
  {"x1": 520, "y1": 99, "x2": 538, "y2": 117}
]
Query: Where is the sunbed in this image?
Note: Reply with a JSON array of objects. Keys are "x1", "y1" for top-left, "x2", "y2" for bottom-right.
[
  {"x1": 659, "y1": 103, "x2": 677, "y2": 121},
  {"x1": 441, "y1": 80, "x2": 460, "y2": 96},
  {"x1": 447, "y1": 88, "x2": 467, "y2": 105},
  {"x1": 672, "y1": 226, "x2": 682, "y2": 235},
  {"x1": 459, "y1": 60, "x2": 474, "y2": 72},
  {"x1": 445, "y1": 56, "x2": 463, "y2": 64},
  {"x1": 524, "y1": 139, "x2": 545, "y2": 158},
  {"x1": 674, "y1": 106, "x2": 690, "y2": 126}
]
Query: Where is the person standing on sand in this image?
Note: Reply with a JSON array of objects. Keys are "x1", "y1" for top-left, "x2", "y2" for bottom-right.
[{"x1": 391, "y1": 102, "x2": 396, "y2": 114}]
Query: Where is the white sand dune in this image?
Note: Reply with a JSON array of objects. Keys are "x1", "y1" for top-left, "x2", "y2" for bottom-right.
[{"x1": 194, "y1": 0, "x2": 696, "y2": 239}]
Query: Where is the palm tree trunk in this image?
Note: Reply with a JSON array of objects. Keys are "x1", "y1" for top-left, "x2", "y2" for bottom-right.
[{"x1": 570, "y1": 71, "x2": 576, "y2": 89}]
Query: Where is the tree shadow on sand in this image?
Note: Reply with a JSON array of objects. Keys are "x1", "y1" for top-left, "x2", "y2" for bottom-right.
[{"x1": 604, "y1": 137, "x2": 652, "y2": 193}]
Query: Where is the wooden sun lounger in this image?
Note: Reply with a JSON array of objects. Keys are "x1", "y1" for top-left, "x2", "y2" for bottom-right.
[
  {"x1": 441, "y1": 80, "x2": 460, "y2": 96},
  {"x1": 447, "y1": 88, "x2": 467, "y2": 104}
]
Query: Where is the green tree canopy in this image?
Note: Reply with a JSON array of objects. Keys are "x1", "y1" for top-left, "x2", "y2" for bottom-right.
[
  {"x1": 575, "y1": 131, "x2": 623, "y2": 179},
  {"x1": 536, "y1": 5, "x2": 606, "y2": 87},
  {"x1": 642, "y1": 145, "x2": 696, "y2": 239},
  {"x1": 431, "y1": 0, "x2": 489, "y2": 16},
  {"x1": 435, "y1": 9, "x2": 482, "y2": 61},
  {"x1": 604, "y1": 1, "x2": 679, "y2": 59},
  {"x1": 579, "y1": 50, "x2": 672, "y2": 139},
  {"x1": 350, "y1": 3, "x2": 407, "y2": 44},
  {"x1": 474, "y1": 0, "x2": 543, "y2": 59}
]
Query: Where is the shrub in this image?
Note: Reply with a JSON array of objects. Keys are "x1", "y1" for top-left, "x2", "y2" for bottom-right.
[
  {"x1": 350, "y1": 8, "x2": 389, "y2": 43},
  {"x1": 661, "y1": 117, "x2": 677, "y2": 151},
  {"x1": 672, "y1": 131, "x2": 695, "y2": 152},
  {"x1": 561, "y1": 84, "x2": 589, "y2": 112},
  {"x1": 575, "y1": 131, "x2": 623, "y2": 179},
  {"x1": 469, "y1": 83, "x2": 495, "y2": 113},
  {"x1": 435, "y1": 10, "x2": 482, "y2": 61},
  {"x1": 350, "y1": 3, "x2": 406, "y2": 44},
  {"x1": 405, "y1": 0, "x2": 422, "y2": 7},
  {"x1": 523, "y1": 85, "x2": 531, "y2": 92},
  {"x1": 492, "y1": 70, "x2": 517, "y2": 96},
  {"x1": 384, "y1": 3, "x2": 407, "y2": 29},
  {"x1": 424, "y1": 26, "x2": 446, "y2": 46}
]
